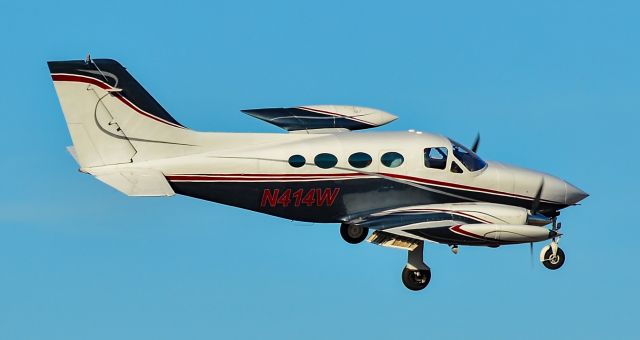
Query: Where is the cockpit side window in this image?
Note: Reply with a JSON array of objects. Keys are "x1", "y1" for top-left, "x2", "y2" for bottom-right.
[
  {"x1": 450, "y1": 140, "x2": 487, "y2": 172},
  {"x1": 424, "y1": 147, "x2": 448, "y2": 170}
]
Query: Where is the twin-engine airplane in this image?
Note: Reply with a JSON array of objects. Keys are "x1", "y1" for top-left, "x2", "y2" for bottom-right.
[{"x1": 48, "y1": 57, "x2": 588, "y2": 291}]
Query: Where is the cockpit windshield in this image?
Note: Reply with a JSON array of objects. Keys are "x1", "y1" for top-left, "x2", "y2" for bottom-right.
[{"x1": 450, "y1": 139, "x2": 487, "y2": 172}]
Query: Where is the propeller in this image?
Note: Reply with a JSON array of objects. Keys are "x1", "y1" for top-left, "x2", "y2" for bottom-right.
[
  {"x1": 529, "y1": 179, "x2": 544, "y2": 268},
  {"x1": 530, "y1": 179, "x2": 545, "y2": 215},
  {"x1": 530, "y1": 242, "x2": 534, "y2": 268},
  {"x1": 471, "y1": 134, "x2": 480, "y2": 153}
]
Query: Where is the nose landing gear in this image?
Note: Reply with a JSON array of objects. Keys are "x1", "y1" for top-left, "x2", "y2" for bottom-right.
[
  {"x1": 541, "y1": 246, "x2": 565, "y2": 270},
  {"x1": 540, "y1": 218, "x2": 565, "y2": 270}
]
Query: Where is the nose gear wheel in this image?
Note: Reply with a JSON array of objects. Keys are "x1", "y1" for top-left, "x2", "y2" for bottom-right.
[{"x1": 542, "y1": 247, "x2": 565, "y2": 270}]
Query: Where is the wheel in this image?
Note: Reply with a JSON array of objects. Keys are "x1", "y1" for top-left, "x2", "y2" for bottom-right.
[
  {"x1": 401, "y1": 266, "x2": 431, "y2": 291},
  {"x1": 542, "y1": 247, "x2": 565, "y2": 270},
  {"x1": 340, "y1": 224, "x2": 368, "y2": 244}
]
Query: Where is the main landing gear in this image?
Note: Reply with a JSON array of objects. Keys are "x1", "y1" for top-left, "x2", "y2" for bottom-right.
[
  {"x1": 402, "y1": 241, "x2": 431, "y2": 291},
  {"x1": 540, "y1": 219, "x2": 565, "y2": 270},
  {"x1": 339, "y1": 225, "x2": 432, "y2": 291},
  {"x1": 340, "y1": 223, "x2": 369, "y2": 244}
]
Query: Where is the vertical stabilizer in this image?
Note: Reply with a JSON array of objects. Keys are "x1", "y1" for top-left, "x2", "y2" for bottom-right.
[{"x1": 48, "y1": 58, "x2": 197, "y2": 168}]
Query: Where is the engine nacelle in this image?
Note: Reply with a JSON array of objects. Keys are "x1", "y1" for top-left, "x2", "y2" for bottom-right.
[
  {"x1": 408, "y1": 202, "x2": 530, "y2": 225},
  {"x1": 453, "y1": 224, "x2": 555, "y2": 244}
]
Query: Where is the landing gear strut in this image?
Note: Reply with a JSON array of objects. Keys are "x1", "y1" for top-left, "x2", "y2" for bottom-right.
[
  {"x1": 340, "y1": 223, "x2": 368, "y2": 244},
  {"x1": 402, "y1": 241, "x2": 431, "y2": 291},
  {"x1": 540, "y1": 218, "x2": 565, "y2": 270}
]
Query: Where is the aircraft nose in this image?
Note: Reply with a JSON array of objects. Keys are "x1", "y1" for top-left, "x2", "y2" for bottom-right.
[{"x1": 565, "y1": 182, "x2": 589, "y2": 205}]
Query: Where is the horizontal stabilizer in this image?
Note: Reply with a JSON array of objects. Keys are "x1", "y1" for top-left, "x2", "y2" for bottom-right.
[
  {"x1": 242, "y1": 105, "x2": 397, "y2": 132},
  {"x1": 89, "y1": 168, "x2": 175, "y2": 196},
  {"x1": 66, "y1": 146, "x2": 79, "y2": 164}
]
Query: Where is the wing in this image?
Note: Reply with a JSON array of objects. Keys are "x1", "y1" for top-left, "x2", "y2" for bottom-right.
[
  {"x1": 241, "y1": 105, "x2": 397, "y2": 133},
  {"x1": 351, "y1": 203, "x2": 551, "y2": 249}
]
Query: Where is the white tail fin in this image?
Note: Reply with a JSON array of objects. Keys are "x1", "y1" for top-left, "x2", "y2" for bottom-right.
[{"x1": 48, "y1": 58, "x2": 200, "y2": 168}]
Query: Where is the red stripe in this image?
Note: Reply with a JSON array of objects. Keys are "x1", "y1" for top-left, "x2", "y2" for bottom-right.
[
  {"x1": 381, "y1": 172, "x2": 537, "y2": 201},
  {"x1": 52, "y1": 74, "x2": 109, "y2": 89},
  {"x1": 51, "y1": 74, "x2": 184, "y2": 129},
  {"x1": 166, "y1": 171, "x2": 543, "y2": 202},
  {"x1": 170, "y1": 173, "x2": 365, "y2": 178},
  {"x1": 450, "y1": 225, "x2": 484, "y2": 239},
  {"x1": 166, "y1": 174, "x2": 367, "y2": 181},
  {"x1": 169, "y1": 177, "x2": 329, "y2": 181}
]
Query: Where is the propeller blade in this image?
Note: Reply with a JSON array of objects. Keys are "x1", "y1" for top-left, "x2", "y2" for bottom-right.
[
  {"x1": 471, "y1": 134, "x2": 480, "y2": 153},
  {"x1": 530, "y1": 242, "x2": 533, "y2": 268},
  {"x1": 530, "y1": 179, "x2": 545, "y2": 214}
]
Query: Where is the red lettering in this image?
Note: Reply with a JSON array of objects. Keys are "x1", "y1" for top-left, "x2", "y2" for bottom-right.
[
  {"x1": 292, "y1": 189, "x2": 304, "y2": 207},
  {"x1": 260, "y1": 189, "x2": 279, "y2": 207},
  {"x1": 302, "y1": 189, "x2": 316, "y2": 206},
  {"x1": 316, "y1": 188, "x2": 340, "y2": 207},
  {"x1": 261, "y1": 188, "x2": 340, "y2": 208},
  {"x1": 277, "y1": 189, "x2": 292, "y2": 207}
]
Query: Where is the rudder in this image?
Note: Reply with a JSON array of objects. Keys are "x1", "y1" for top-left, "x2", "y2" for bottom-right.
[{"x1": 48, "y1": 58, "x2": 194, "y2": 168}]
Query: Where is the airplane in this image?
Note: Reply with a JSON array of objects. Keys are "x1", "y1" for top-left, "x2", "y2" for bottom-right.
[{"x1": 47, "y1": 57, "x2": 588, "y2": 291}]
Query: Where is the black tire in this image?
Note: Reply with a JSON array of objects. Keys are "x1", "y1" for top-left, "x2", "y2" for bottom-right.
[
  {"x1": 340, "y1": 224, "x2": 368, "y2": 244},
  {"x1": 542, "y1": 247, "x2": 565, "y2": 270},
  {"x1": 401, "y1": 266, "x2": 431, "y2": 291}
]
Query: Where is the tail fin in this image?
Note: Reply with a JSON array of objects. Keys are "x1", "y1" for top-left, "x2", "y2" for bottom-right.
[{"x1": 48, "y1": 58, "x2": 197, "y2": 168}]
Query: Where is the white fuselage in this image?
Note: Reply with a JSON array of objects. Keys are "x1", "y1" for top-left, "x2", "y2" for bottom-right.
[{"x1": 83, "y1": 130, "x2": 585, "y2": 223}]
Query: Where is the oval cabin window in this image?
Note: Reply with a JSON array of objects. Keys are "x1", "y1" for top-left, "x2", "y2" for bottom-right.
[
  {"x1": 348, "y1": 152, "x2": 373, "y2": 168},
  {"x1": 288, "y1": 154, "x2": 306, "y2": 168},
  {"x1": 314, "y1": 153, "x2": 338, "y2": 169},
  {"x1": 381, "y1": 152, "x2": 404, "y2": 168}
]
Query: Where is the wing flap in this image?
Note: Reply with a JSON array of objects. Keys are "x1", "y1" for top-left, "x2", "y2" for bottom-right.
[{"x1": 367, "y1": 231, "x2": 421, "y2": 251}]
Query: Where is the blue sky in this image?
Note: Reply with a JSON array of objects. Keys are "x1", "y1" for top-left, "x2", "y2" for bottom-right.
[{"x1": 0, "y1": 0, "x2": 638, "y2": 339}]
